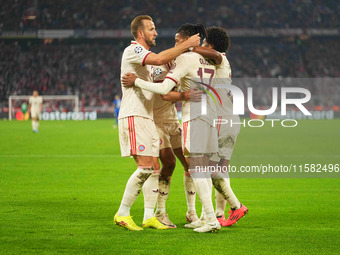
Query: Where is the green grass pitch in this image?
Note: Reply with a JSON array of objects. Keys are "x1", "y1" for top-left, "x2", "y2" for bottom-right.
[{"x1": 0, "y1": 119, "x2": 339, "y2": 254}]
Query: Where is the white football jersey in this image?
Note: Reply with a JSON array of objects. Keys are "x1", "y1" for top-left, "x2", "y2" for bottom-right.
[
  {"x1": 150, "y1": 64, "x2": 179, "y2": 123},
  {"x1": 118, "y1": 41, "x2": 155, "y2": 120},
  {"x1": 29, "y1": 96, "x2": 43, "y2": 111},
  {"x1": 214, "y1": 53, "x2": 234, "y2": 117},
  {"x1": 165, "y1": 52, "x2": 217, "y2": 125}
]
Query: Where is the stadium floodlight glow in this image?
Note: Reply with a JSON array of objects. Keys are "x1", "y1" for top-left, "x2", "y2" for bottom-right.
[{"x1": 8, "y1": 95, "x2": 79, "y2": 120}]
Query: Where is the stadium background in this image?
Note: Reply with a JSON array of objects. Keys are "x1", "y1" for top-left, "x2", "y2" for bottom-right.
[
  {"x1": 0, "y1": 1, "x2": 339, "y2": 254},
  {"x1": 1, "y1": 0, "x2": 340, "y2": 117}
]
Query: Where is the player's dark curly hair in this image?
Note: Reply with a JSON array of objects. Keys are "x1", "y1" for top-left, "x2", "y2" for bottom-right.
[
  {"x1": 206, "y1": 27, "x2": 230, "y2": 53},
  {"x1": 176, "y1": 23, "x2": 207, "y2": 40}
]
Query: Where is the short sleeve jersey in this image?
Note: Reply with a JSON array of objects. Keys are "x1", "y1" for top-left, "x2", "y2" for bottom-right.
[
  {"x1": 118, "y1": 41, "x2": 155, "y2": 120},
  {"x1": 165, "y1": 52, "x2": 217, "y2": 125},
  {"x1": 29, "y1": 96, "x2": 43, "y2": 111}
]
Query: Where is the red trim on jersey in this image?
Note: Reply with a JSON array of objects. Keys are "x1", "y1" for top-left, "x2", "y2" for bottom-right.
[
  {"x1": 131, "y1": 41, "x2": 138, "y2": 45},
  {"x1": 131, "y1": 117, "x2": 137, "y2": 154},
  {"x1": 142, "y1": 52, "x2": 151, "y2": 66},
  {"x1": 183, "y1": 121, "x2": 189, "y2": 150},
  {"x1": 128, "y1": 117, "x2": 137, "y2": 154},
  {"x1": 165, "y1": 76, "x2": 179, "y2": 84}
]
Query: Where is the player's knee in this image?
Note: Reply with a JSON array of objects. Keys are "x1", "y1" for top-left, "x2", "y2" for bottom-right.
[
  {"x1": 160, "y1": 162, "x2": 176, "y2": 177},
  {"x1": 163, "y1": 158, "x2": 176, "y2": 171}
]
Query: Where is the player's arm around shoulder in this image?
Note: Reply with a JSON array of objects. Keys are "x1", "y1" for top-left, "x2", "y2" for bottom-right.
[
  {"x1": 193, "y1": 46, "x2": 222, "y2": 65},
  {"x1": 122, "y1": 53, "x2": 188, "y2": 95},
  {"x1": 144, "y1": 34, "x2": 201, "y2": 66}
]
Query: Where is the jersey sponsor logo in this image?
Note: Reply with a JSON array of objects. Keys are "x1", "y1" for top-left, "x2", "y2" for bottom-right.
[
  {"x1": 159, "y1": 139, "x2": 163, "y2": 145},
  {"x1": 134, "y1": 46, "x2": 143, "y2": 54},
  {"x1": 138, "y1": 144, "x2": 145, "y2": 152}
]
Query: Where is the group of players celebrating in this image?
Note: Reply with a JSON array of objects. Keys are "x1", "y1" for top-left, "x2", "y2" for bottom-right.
[{"x1": 114, "y1": 15, "x2": 248, "y2": 233}]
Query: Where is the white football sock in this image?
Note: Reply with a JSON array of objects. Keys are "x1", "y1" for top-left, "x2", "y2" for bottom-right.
[
  {"x1": 206, "y1": 212, "x2": 218, "y2": 224},
  {"x1": 117, "y1": 204, "x2": 130, "y2": 217},
  {"x1": 215, "y1": 189, "x2": 227, "y2": 216},
  {"x1": 35, "y1": 121, "x2": 39, "y2": 131},
  {"x1": 201, "y1": 177, "x2": 212, "y2": 219},
  {"x1": 143, "y1": 171, "x2": 159, "y2": 221},
  {"x1": 213, "y1": 177, "x2": 240, "y2": 210},
  {"x1": 117, "y1": 167, "x2": 153, "y2": 216},
  {"x1": 144, "y1": 208, "x2": 155, "y2": 221},
  {"x1": 156, "y1": 176, "x2": 171, "y2": 215},
  {"x1": 184, "y1": 172, "x2": 196, "y2": 212},
  {"x1": 190, "y1": 170, "x2": 215, "y2": 218}
]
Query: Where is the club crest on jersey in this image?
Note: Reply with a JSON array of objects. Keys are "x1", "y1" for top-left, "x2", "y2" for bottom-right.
[
  {"x1": 154, "y1": 68, "x2": 162, "y2": 77},
  {"x1": 138, "y1": 144, "x2": 145, "y2": 151},
  {"x1": 134, "y1": 46, "x2": 143, "y2": 54}
]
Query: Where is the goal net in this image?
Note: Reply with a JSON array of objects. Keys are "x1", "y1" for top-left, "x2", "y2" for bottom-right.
[{"x1": 8, "y1": 95, "x2": 79, "y2": 120}]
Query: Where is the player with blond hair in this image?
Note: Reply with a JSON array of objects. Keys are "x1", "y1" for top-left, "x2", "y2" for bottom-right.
[
  {"x1": 114, "y1": 15, "x2": 200, "y2": 231},
  {"x1": 123, "y1": 23, "x2": 229, "y2": 232}
]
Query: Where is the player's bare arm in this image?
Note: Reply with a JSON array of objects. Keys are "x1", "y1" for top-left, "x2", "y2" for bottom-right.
[
  {"x1": 144, "y1": 34, "x2": 200, "y2": 66},
  {"x1": 193, "y1": 46, "x2": 222, "y2": 65}
]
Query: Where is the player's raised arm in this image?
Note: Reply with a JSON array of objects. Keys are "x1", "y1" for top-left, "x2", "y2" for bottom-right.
[
  {"x1": 144, "y1": 33, "x2": 200, "y2": 66},
  {"x1": 193, "y1": 46, "x2": 222, "y2": 65}
]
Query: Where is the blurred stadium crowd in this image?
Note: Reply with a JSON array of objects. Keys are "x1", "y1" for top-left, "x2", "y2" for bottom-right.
[
  {"x1": 1, "y1": 0, "x2": 340, "y2": 30},
  {"x1": 1, "y1": 0, "x2": 339, "y2": 111},
  {"x1": 2, "y1": 38, "x2": 339, "y2": 110}
]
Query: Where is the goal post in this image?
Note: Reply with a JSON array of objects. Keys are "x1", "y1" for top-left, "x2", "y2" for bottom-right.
[{"x1": 8, "y1": 95, "x2": 79, "y2": 120}]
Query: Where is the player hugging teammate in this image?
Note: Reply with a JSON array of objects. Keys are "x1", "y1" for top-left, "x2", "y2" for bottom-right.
[{"x1": 116, "y1": 15, "x2": 247, "y2": 233}]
